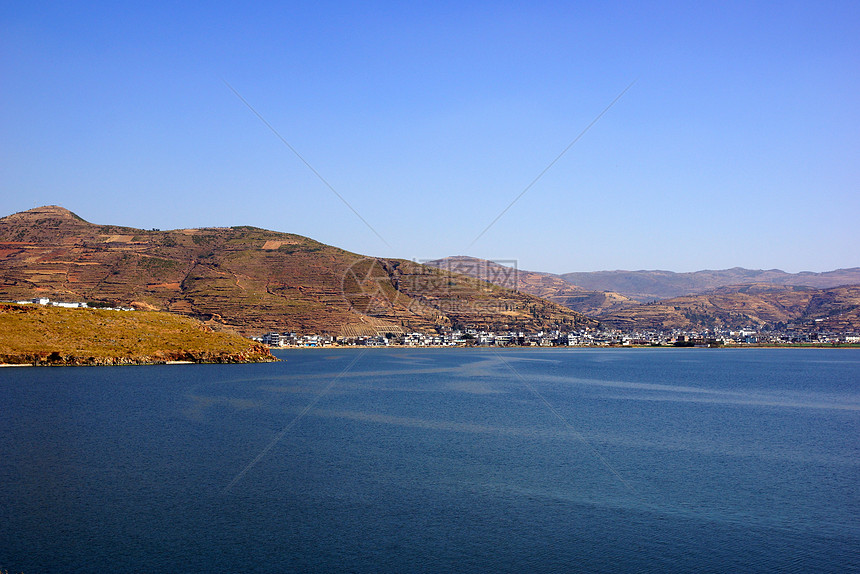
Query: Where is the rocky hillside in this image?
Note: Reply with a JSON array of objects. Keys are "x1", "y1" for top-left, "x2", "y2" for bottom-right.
[
  {"x1": 598, "y1": 284, "x2": 860, "y2": 332},
  {"x1": 425, "y1": 256, "x2": 633, "y2": 316},
  {"x1": 428, "y1": 256, "x2": 860, "y2": 333},
  {"x1": 0, "y1": 207, "x2": 597, "y2": 336}
]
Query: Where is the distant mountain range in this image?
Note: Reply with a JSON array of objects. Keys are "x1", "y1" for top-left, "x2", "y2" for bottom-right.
[
  {"x1": 428, "y1": 257, "x2": 860, "y2": 333},
  {"x1": 0, "y1": 207, "x2": 595, "y2": 336},
  {"x1": 559, "y1": 268, "x2": 860, "y2": 301}
]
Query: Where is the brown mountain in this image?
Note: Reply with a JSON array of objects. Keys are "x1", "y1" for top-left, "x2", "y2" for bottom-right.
[
  {"x1": 425, "y1": 256, "x2": 634, "y2": 316},
  {"x1": 0, "y1": 206, "x2": 597, "y2": 336},
  {"x1": 598, "y1": 284, "x2": 860, "y2": 332},
  {"x1": 560, "y1": 267, "x2": 860, "y2": 301}
]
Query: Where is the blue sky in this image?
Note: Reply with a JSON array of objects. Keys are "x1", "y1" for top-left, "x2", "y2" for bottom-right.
[{"x1": 2, "y1": 1, "x2": 857, "y2": 273}]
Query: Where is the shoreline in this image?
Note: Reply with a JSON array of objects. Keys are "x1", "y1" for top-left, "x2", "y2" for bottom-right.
[
  {"x1": 269, "y1": 343, "x2": 860, "y2": 350},
  {"x1": 3, "y1": 344, "x2": 856, "y2": 367},
  {"x1": 0, "y1": 353, "x2": 278, "y2": 367},
  {"x1": 0, "y1": 359, "x2": 277, "y2": 367}
]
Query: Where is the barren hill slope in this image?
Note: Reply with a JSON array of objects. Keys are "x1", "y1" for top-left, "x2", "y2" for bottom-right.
[
  {"x1": 0, "y1": 207, "x2": 597, "y2": 336},
  {"x1": 426, "y1": 256, "x2": 634, "y2": 316},
  {"x1": 598, "y1": 284, "x2": 860, "y2": 332}
]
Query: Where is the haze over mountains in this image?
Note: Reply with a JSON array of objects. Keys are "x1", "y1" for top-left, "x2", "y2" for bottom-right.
[{"x1": 559, "y1": 268, "x2": 860, "y2": 301}]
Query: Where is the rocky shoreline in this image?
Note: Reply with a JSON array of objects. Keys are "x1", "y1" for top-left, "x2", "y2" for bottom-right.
[{"x1": 0, "y1": 345, "x2": 278, "y2": 367}]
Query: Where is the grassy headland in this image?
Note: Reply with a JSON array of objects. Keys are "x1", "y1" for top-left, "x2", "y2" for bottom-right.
[{"x1": 0, "y1": 303, "x2": 276, "y2": 366}]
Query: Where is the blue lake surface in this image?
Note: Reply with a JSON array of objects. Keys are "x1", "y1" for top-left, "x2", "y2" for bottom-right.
[{"x1": 1, "y1": 348, "x2": 858, "y2": 572}]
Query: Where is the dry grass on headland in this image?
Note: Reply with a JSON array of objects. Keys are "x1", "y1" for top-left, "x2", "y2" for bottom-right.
[{"x1": 0, "y1": 303, "x2": 276, "y2": 366}]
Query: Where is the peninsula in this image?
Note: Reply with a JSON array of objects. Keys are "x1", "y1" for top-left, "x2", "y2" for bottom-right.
[{"x1": 0, "y1": 302, "x2": 276, "y2": 366}]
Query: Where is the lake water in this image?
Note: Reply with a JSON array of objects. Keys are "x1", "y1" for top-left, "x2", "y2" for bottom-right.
[{"x1": 1, "y1": 348, "x2": 858, "y2": 572}]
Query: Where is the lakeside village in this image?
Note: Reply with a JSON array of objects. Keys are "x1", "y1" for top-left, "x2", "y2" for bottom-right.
[
  {"x1": 10, "y1": 298, "x2": 857, "y2": 348},
  {"x1": 256, "y1": 327, "x2": 860, "y2": 348}
]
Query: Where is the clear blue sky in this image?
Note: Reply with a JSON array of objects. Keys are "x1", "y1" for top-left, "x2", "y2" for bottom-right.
[{"x1": 2, "y1": 1, "x2": 857, "y2": 273}]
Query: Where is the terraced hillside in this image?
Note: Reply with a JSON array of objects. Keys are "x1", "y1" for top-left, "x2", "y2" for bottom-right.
[
  {"x1": 0, "y1": 206, "x2": 598, "y2": 336},
  {"x1": 425, "y1": 256, "x2": 634, "y2": 316},
  {"x1": 427, "y1": 257, "x2": 860, "y2": 333}
]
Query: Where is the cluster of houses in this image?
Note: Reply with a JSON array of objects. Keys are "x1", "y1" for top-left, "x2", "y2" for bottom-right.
[
  {"x1": 256, "y1": 326, "x2": 860, "y2": 348},
  {"x1": 11, "y1": 297, "x2": 135, "y2": 311},
  {"x1": 254, "y1": 330, "x2": 585, "y2": 348},
  {"x1": 634, "y1": 327, "x2": 860, "y2": 346}
]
